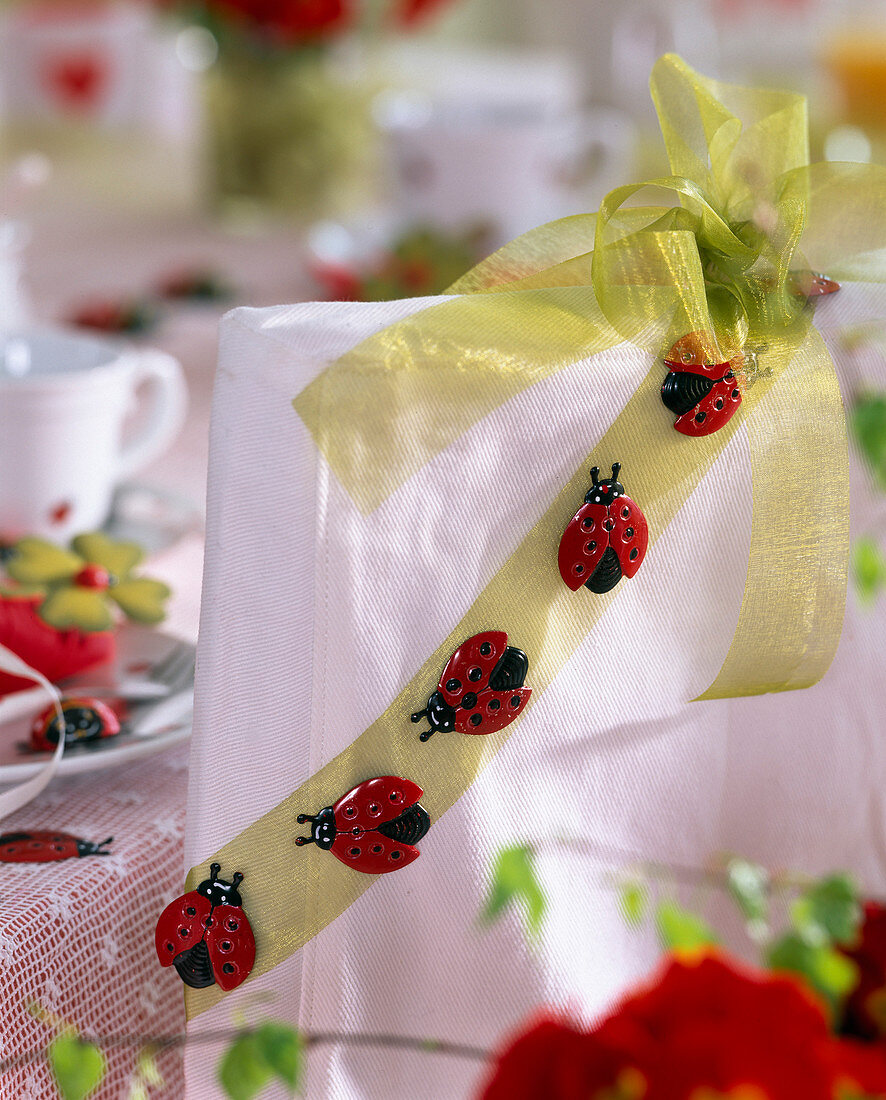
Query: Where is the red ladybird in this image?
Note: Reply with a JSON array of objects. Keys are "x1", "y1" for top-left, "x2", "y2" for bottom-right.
[
  {"x1": 410, "y1": 631, "x2": 531, "y2": 742},
  {"x1": 792, "y1": 271, "x2": 840, "y2": 298},
  {"x1": 0, "y1": 831, "x2": 112, "y2": 862},
  {"x1": 559, "y1": 462, "x2": 648, "y2": 594},
  {"x1": 295, "y1": 776, "x2": 431, "y2": 875},
  {"x1": 661, "y1": 331, "x2": 744, "y2": 437},
  {"x1": 155, "y1": 863, "x2": 255, "y2": 992},
  {"x1": 31, "y1": 697, "x2": 121, "y2": 753}
]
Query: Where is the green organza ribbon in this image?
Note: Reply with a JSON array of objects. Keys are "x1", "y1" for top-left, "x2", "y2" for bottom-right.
[
  {"x1": 459, "y1": 55, "x2": 886, "y2": 354},
  {"x1": 185, "y1": 56, "x2": 886, "y2": 1018}
]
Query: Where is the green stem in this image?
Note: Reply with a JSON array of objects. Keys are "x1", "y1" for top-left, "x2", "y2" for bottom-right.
[{"x1": 0, "y1": 1029, "x2": 490, "y2": 1075}]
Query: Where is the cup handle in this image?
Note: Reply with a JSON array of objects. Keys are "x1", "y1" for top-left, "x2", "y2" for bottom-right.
[
  {"x1": 117, "y1": 349, "x2": 188, "y2": 481},
  {"x1": 555, "y1": 107, "x2": 635, "y2": 195}
]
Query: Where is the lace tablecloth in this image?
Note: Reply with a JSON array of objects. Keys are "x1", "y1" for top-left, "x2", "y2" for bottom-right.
[
  {"x1": 0, "y1": 202, "x2": 314, "y2": 1097},
  {"x1": 0, "y1": 747, "x2": 191, "y2": 1098}
]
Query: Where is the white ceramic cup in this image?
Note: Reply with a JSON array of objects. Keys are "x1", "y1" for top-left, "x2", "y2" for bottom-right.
[
  {"x1": 0, "y1": 328, "x2": 187, "y2": 540},
  {"x1": 376, "y1": 47, "x2": 635, "y2": 248}
]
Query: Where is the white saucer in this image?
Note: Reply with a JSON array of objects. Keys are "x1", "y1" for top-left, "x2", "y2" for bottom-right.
[{"x1": 0, "y1": 627, "x2": 193, "y2": 782}]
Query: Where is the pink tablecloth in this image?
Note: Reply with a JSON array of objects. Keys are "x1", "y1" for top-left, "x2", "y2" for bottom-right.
[{"x1": 0, "y1": 204, "x2": 313, "y2": 1097}]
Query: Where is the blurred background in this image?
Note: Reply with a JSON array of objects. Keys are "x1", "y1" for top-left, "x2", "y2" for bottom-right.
[{"x1": 3, "y1": 0, "x2": 886, "y2": 331}]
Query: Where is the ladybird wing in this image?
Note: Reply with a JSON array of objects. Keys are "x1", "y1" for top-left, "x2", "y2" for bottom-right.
[
  {"x1": 664, "y1": 332, "x2": 731, "y2": 377},
  {"x1": 0, "y1": 832, "x2": 78, "y2": 862},
  {"x1": 330, "y1": 831, "x2": 421, "y2": 875},
  {"x1": 333, "y1": 776, "x2": 424, "y2": 829},
  {"x1": 609, "y1": 496, "x2": 648, "y2": 579},
  {"x1": 155, "y1": 891, "x2": 211, "y2": 968},
  {"x1": 206, "y1": 904, "x2": 256, "y2": 992},
  {"x1": 674, "y1": 377, "x2": 741, "y2": 437},
  {"x1": 437, "y1": 631, "x2": 507, "y2": 706},
  {"x1": 558, "y1": 503, "x2": 608, "y2": 590},
  {"x1": 454, "y1": 687, "x2": 531, "y2": 735}
]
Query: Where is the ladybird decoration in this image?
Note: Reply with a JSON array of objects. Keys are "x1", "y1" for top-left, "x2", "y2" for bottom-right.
[
  {"x1": 0, "y1": 831, "x2": 112, "y2": 862},
  {"x1": 296, "y1": 776, "x2": 431, "y2": 875},
  {"x1": 559, "y1": 463, "x2": 648, "y2": 594},
  {"x1": 661, "y1": 332, "x2": 745, "y2": 437},
  {"x1": 155, "y1": 863, "x2": 255, "y2": 991},
  {"x1": 410, "y1": 631, "x2": 531, "y2": 742},
  {"x1": 30, "y1": 697, "x2": 121, "y2": 753},
  {"x1": 792, "y1": 271, "x2": 840, "y2": 299}
]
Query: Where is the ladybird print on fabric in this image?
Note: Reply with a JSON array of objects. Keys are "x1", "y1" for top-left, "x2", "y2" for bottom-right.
[
  {"x1": 296, "y1": 776, "x2": 431, "y2": 875},
  {"x1": 155, "y1": 863, "x2": 255, "y2": 991},
  {"x1": 411, "y1": 631, "x2": 532, "y2": 742},
  {"x1": 661, "y1": 331, "x2": 743, "y2": 437},
  {"x1": 0, "y1": 831, "x2": 112, "y2": 862},
  {"x1": 559, "y1": 463, "x2": 648, "y2": 594}
]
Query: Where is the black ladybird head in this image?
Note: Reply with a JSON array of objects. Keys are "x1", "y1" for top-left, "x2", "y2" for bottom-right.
[
  {"x1": 197, "y1": 863, "x2": 244, "y2": 907},
  {"x1": 410, "y1": 690, "x2": 457, "y2": 742},
  {"x1": 584, "y1": 463, "x2": 624, "y2": 506},
  {"x1": 295, "y1": 805, "x2": 336, "y2": 850},
  {"x1": 76, "y1": 836, "x2": 113, "y2": 857}
]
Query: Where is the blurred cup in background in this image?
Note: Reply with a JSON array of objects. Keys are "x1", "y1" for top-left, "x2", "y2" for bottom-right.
[
  {"x1": 376, "y1": 45, "x2": 635, "y2": 249},
  {"x1": 0, "y1": 329, "x2": 187, "y2": 540}
]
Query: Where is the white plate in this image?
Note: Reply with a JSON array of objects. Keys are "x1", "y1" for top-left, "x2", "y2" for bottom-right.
[{"x1": 0, "y1": 627, "x2": 193, "y2": 782}]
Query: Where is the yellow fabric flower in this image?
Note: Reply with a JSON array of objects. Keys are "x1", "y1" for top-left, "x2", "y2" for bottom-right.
[{"x1": 5, "y1": 533, "x2": 171, "y2": 633}]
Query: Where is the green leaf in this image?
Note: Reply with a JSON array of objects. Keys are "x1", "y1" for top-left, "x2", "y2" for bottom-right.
[
  {"x1": 851, "y1": 391, "x2": 886, "y2": 488},
  {"x1": 619, "y1": 879, "x2": 648, "y2": 927},
  {"x1": 38, "y1": 587, "x2": 113, "y2": 632},
  {"x1": 48, "y1": 1031, "x2": 107, "y2": 1100},
  {"x1": 6, "y1": 538, "x2": 82, "y2": 586},
  {"x1": 766, "y1": 932, "x2": 859, "y2": 1015},
  {"x1": 217, "y1": 1033, "x2": 274, "y2": 1100},
  {"x1": 71, "y1": 533, "x2": 143, "y2": 578},
  {"x1": 218, "y1": 1025, "x2": 303, "y2": 1099},
  {"x1": 852, "y1": 537, "x2": 886, "y2": 606},
  {"x1": 109, "y1": 577, "x2": 171, "y2": 624},
  {"x1": 726, "y1": 858, "x2": 770, "y2": 925},
  {"x1": 481, "y1": 844, "x2": 546, "y2": 941},
  {"x1": 135, "y1": 1047, "x2": 164, "y2": 1088},
  {"x1": 253, "y1": 1023, "x2": 302, "y2": 1090},
  {"x1": 791, "y1": 874, "x2": 862, "y2": 946},
  {"x1": 655, "y1": 900, "x2": 718, "y2": 953}
]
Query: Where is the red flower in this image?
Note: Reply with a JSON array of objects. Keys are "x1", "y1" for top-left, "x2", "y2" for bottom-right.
[
  {"x1": 209, "y1": 0, "x2": 350, "y2": 43},
  {"x1": 477, "y1": 1015, "x2": 626, "y2": 1100},
  {"x1": 830, "y1": 1037, "x2": 886, "y2": 1095},
  {"x1": 840, "y1": 902, "x2": 886, "y2": 1042},
  {"x1": 479, "y1": 953, "x2": 844, "y2": 1100},
  {"x1": 396, "y1": 0, "x2": 451, "y2": 26}
]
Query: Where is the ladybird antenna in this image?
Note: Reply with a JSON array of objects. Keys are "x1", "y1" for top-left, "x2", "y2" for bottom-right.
[
  {"x1": 232, "y1": 872, "x2": 244, "y2": 888},
  {"x1": 96, "y1": 837, "x2": 113, "y2": 855},
  {"x1": 590, "y1": 466, "x2": 600, "y2": 485},
  {"x1": 611, "y1": 462, "x2": 621, "y2": 480},
  {"x1": 296, "y1": 814, "x2": 315, "y2": 824},
  {"x1": 295, "y1": 836, "x2": 315, "y2": 847},
  {"x1": 209, "y1": 862, "x2": 221, "y2": 881},
  {"x1": 418, "y1": 728, "x2": 435, "y2": 743},
  {"x1": 410, "y1": 709, "x2": 428, "y2": 723}
]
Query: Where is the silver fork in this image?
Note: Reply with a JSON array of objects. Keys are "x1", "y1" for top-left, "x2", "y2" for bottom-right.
[
  {"x1": 148, "y1": 644, "x2": 196, "y2": 693},
  {"x1": 55, "y1": 642, "x2": 196, "y2": 702}
]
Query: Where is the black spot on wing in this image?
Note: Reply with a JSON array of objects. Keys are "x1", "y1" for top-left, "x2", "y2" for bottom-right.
[
  {"x1": 488, "y1": 647, "x2": 529, "y2": 691},
  {"x1": 661, "y1": 371, "x2": 714, "y2": 416},
  {"x1": 173, "y1": 940, "x2": 215, "y2": 989},
  {"x1": 377, "y1": 804, "x2": 431, "y2": 846},
  {"x1": 585, "y1": 545, "x2": 623, "y2": 593}
]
